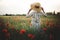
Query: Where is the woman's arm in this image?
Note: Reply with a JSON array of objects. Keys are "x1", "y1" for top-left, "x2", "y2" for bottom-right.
[
  {"x1": 26, "y1": 9, "x2": 33, "y2": 18},
  {"x1": 41, "y1": 7, "x2": 47, "y2": 17},
  {"x1": 42, "y1": 13, "x2": 47, "y2": 17},
  {"x1": 27, "y1": 9, "x2": 32, "y2": 14},
  {"x1": 41, "y1": 7, "x2": 45, "y2": 13}
]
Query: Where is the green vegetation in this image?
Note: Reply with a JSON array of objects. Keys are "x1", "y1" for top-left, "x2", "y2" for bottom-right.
[{"x1": 0, "y1": 15, "x2": 60, "y2": 40}]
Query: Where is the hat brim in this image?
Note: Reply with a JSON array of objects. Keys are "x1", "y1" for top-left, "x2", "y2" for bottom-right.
[{"x1": 31, "y1": 2, "x2": 42, "y2": 12}]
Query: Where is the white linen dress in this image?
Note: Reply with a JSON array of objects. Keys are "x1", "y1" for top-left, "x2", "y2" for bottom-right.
[{"x1": 26, "y1": 10, "x2": 47, "y2": 30}]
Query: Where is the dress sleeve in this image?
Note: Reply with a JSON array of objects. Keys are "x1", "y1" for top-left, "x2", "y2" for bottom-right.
[{"x1": 26, "y1": 11, "x2": 34, "y2": 18}]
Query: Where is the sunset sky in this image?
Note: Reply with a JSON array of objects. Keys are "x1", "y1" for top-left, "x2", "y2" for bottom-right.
[{"x1": 0, "y1": 0, "x2": 60, "y2": 15}]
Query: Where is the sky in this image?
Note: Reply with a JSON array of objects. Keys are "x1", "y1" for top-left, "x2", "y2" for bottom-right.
[{"x1": 0, "y1": 0, "x2": 60, "y2": 15}]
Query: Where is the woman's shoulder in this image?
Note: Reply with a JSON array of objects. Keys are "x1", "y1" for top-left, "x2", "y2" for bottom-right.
[
  {"x1": 29, "y1": 10, "x2": 36, "y2": 15},
  {"x1": 31, "y1": 10, "x2": 37, "y2": 13}
]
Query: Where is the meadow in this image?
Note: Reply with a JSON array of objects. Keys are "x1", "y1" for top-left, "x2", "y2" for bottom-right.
[{"x1": 0, "y1": 15, "x2": 60, "y2": 40}]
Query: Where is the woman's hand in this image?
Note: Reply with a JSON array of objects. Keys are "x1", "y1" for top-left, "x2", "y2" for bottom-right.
[{"x1": 41, "y1": 7, "x2": 48, "y2": 17}]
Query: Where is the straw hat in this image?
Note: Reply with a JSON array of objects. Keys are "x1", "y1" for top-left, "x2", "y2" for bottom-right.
[{"x1": 31, "y1": 2, "x2": 42, "y2": 12}]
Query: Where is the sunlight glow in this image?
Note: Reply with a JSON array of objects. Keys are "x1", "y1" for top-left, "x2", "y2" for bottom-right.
[{"x1": 0, "y1": 0, "x2": 60, "y2": 15}]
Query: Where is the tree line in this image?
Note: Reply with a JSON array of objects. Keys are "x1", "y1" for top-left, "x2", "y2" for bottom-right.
[{"x1": 0, "y1": 12, "x2": 60, "y2": 16}]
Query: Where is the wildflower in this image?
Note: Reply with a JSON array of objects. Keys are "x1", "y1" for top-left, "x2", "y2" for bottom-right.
[
  {"x1": 40, "y1": 29, "x2": 45, "y2": 34},
  {"x1": 28, "y1": 34, "x2": 33, "y2": 38},
  {"x1": 5, "y1": 21, "x2": 10, "y2": 27},
  {"x1": 31, "y1": 35, "x2": 35, "y2": 39},
  {"x1": 28, "y1": 34, "x2": 35, "y2": 39},
  {"x1": 43, "y1": 28, "x2": 47, "y2": 32},
  {"x1": 49, "y1": 22, "x2": 54, "y2": 28},
  {"x1": 20, "y1": 29, "x2": 26, "y2": 34},
  {"x1": 46, "y1": 21, "x2": 49, "y2": 26},
  {"x1": 16, "y1": 30, "x2": 19, "y2": 32},
  {"x1": 2, "y1": 29, "x2": 8, "y2": 33}
]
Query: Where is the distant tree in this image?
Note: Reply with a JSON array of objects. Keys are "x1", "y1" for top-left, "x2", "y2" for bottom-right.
[
  {"x1": 57, "y1": 12, "x2": 60, "y2": 15},
  {"x1": 22, "y1": 14, "x2": 26, "y2": 16},
  {"x1": 5, "y1": 14, "x2": 8, "y2": 16},
  {"x1": 46, "y1": 12, "x2": 52, "y2": 15},
  {"x1": 16, "y1": 14, "x2": 21, "y2": 16},
  {"x1": 53, "y1": 11, "x2": 55, "y2": 15}
]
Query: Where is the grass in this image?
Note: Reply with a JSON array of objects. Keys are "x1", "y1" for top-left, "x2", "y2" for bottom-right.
[{"x1": 0, "y1": 15, "x2": 60, "y2": 40}]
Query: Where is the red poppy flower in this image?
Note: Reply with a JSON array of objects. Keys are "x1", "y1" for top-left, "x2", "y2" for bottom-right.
[
  {"x1": 20, "y1": 29, "x2": 26, "y2": 34},
  {"x1": 31, "y1": 35, "x2": 35, "y2": 39},
  {"x1": 2, "y1": 29, "x2": 8, "y2": 33},
  {"x1": 43, "y1": 28, "x2": 47, "y2": 31},
  {"x1": 46, "y1": 21, "x2": 49, "y2": 26},
  {"x1": 16, "y1": 30, "x2": 19, "y2": 32},
  {"x1": 28, "y1": 34, "x2": 33, "y2": 38},
  {"x1": 5, "y1": 21, "x2": 10, "y2": 27},
  {"x1": 49, "y1": 22, "x2": 54, "y2": 28},
  {"x1": 28, "y1": 34, "x2": 35, "y2": 39},
  {"x1": 6, "y1": 23, "x2": 9, "y2": 27}
]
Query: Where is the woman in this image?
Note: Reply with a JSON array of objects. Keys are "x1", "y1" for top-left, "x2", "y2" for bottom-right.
[{"x1": 26, "y1": 2, "x2": 47, "y2": 30}]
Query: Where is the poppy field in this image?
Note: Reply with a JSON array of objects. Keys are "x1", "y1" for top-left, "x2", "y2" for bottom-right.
[{"x1": 0, "y1": 15, "x2": 60, "y2": 40}]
